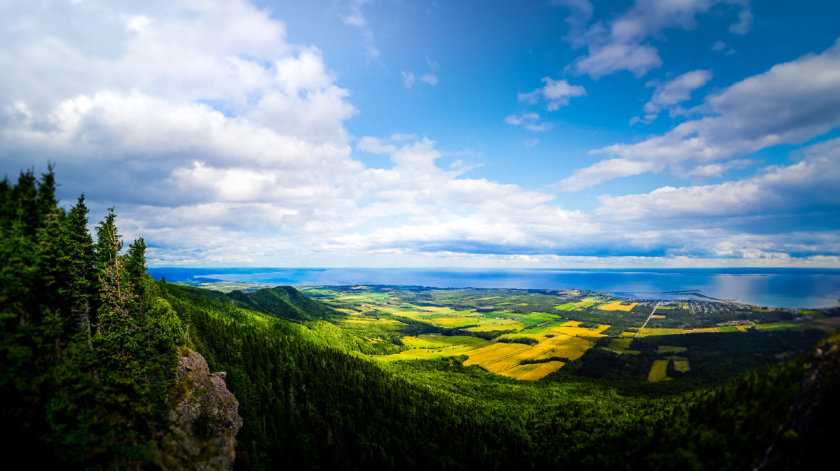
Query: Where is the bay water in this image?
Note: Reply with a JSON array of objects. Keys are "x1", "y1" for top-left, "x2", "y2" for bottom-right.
[{"x1": 149, "y1": 267, "x2": 840, "y2": 309}]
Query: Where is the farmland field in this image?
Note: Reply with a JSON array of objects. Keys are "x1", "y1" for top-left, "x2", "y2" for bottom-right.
[
  {"x1": 292, "y1": 285, "x2": 833, "y2": 386},
  {"x1": 599, "y1": 301, "x2": 638, "y2": 311},
  {"x1": 648, "y1": 360, "x2": 670, "y2": 382},
  {"x1": 672, "y1": 357, "x2": 691, "y2": 373}
]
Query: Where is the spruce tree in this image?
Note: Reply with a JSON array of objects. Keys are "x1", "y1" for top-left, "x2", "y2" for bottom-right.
[
  {"x1": 11, "y1": 169, "x2": 38, "y2": 237},
  {"x1": 94, "y1": 208, "x2": 131, "y2": 339},
  {"x1": 1, "y1": 167, "x2": 185, "y2": 466},
  {"x1": 65, "y1": 195, "x2": 98, "y2": 337},
  {"x1": 0, "y1": 177, "x2": 11, "y2": 228},
  {"x1": 124, "y1": 237, "x2": 148, "y2": 308},
  {"x1": 34, "y1": 165, "x2": 69, "y2": 318}
]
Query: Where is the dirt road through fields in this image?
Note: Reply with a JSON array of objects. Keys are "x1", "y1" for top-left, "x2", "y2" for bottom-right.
[{"x1": 635, "y1": 302, "x2": 660, "y2": 338}]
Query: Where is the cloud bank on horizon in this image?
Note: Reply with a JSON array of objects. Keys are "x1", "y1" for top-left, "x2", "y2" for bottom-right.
[{"x1": 0, "y1": 0, "x2": 838, "y2": 268}]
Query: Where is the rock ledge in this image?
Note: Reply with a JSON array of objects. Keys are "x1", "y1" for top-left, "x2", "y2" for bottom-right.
[{"x1": 158, "y1": 351, "x2": 243, "y2": 470}]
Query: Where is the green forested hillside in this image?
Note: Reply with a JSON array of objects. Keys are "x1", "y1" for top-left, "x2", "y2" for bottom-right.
[
  {"x1": 162, "y1": 281, "x2": 829, "y2": 470},
  {"x1": 227, "y1": 285, "x2": 334, "y2": 321},
  {"x1": 1, "y1": 167, "x2": 837, "y2": 469}
]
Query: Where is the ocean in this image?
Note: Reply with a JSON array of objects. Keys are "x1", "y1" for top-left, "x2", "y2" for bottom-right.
[{"x1": 147, "y1": 267, "x2": 840, "y2": 309}]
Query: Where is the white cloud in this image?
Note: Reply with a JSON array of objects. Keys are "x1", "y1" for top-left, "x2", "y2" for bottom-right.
[
  {"x1": 0, "y1": 0, "x2": 363, "y2": 245},
  {"x1": 558, "y1": 159, "x2": 658, "y2": 191},
  {"x1": 420, "y1": 74, "x2": 438, "y2": 85},
  {"x1": 342, "y1": 0, "x2": 379, "y2": 61},
  {"x1": 566, "y1": 39, "x2": 840, "y2": 190},
  {"x1": 357, "y1": 136, "x2": 397, "y2": 154},
  {"x1": 505, "y1": 112, "x2": 551, "y2": 132},
  {"x1": 402, "y1": 57, "x2": 438, "y2": 89},
  {"x1": 596, "y1": 137, "x2": 840, "y2": 221},
  {"x1": 505, "y1": 113, "x2": 540, "y2": 125},
  {"x1": 519, "y1": 77, "x2": 585, "y2": 111},
  {"x1": 1, "y1": 0, "x2": 836, "y2": 268},
  {"x1": 576, "y1": 43, "x2": 662, "y2": 79},
  {"x1": 401, "y1": 70, "x2": 416, "y2": 88},
  {"x1": 557, "y1": 0, "x2": 752, "y2": 78},
  {"x1": 638, "y1": 69, "x2": 712, "y2": 123},
  {"x1": 729, "y1": 8, "x2": 753, "y2": 34},
  {"x1": 684, "y1": 159, "x2": 755, "y2": 178},
  {"x1": 525, "y1": 123, "x2": 552, "y2": 132}
]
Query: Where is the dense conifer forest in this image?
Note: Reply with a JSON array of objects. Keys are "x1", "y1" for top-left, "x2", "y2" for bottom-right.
[
  {"x1": 1, "y1": 168, "x2": 838, "y2": 469},
  {"x1": 0, "y1": 168, "x2": 185, "y2": 467}
]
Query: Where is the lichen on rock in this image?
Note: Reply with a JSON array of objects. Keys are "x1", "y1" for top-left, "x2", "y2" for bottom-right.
[{"x1": 158, "y1": 350, "x2": 243, "y2": 470}]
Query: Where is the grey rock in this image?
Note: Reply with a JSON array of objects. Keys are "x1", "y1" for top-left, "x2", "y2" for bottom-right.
[{"x1": 157, "y1": 351, "x2": 243, "y2": 470}]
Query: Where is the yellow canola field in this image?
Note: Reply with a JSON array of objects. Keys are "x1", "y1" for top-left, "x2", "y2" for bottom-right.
[
  {"x1": 648, "y1": 360, "x2": 670, "y2": 382},
  {"x1": 637, "y1": 327, "x2": 720, "y2": 337},
  {"x1": 550, "y1": 321, "x2": 610, "y2": 337},
  {"x1": 689, "y1": 327, "x2": 720, "y2": 333},
  {"x1": 465, "y1": 329, "x2": 599, "y2": 380},
  {"x1": 532, "y1": 335, "x2": 593, "y2": 361},
  {"x1": 657, "y1": 346, "x2": 687, "y2": 354},
  {"x1": 502, "y1": 361, "x2": 565, "y2": 381},
  {"x1": 464, "y1": 343, "x2": 531, "y2": 373},
  {"x1": 599, "y1": 301, "x2": 638, "y2": 311}
]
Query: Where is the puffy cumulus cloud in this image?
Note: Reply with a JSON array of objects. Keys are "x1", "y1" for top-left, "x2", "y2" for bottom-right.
[
  {"x1": 635, "y1": 69, "x2": 712, "y2": 123},
  {"x1": 529, "y1": 138, "x2": 840, "y2": 264},
  {"x1": 334, "y1": 137, "x2": 839, "y2": 264},
  {"x1": 308, "y1": 136, "x2": 616, "y2": 259},
  {"x1": 556, "y1": 0, "x2": 751, "y2": 78},
  {"x1": 567, "y1": 39, "x2": 840, "y2": 190},
  {"x1": 0, "y1": 0, "x2": 356, "y2": 148},
  {"x1": 0, "y1": 1, "x2": 303, "y2": 113},
  {"x1": 519, "y1": 78, "x2": 585, "y2": 111},
  {"x1": 0, "y1": 0, "x2": 364, "y2": 258},
  {"x1": 357, "y1": 136, "x2": 397, "y2": 154},
  {"x1": 1, "y1": 1, "x2": 835, "y2": 268},
  {"x1": 0, "y1": 0, "x2": 607, "y2": 270}
]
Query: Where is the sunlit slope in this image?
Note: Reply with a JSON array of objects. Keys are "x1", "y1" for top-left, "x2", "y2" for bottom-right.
[
  {"x1": 302, "y1": 285, "x2": 831, "y2": 384},
  {"x1": 160, "y1": 281, "x2": 839, "y2": 470}
]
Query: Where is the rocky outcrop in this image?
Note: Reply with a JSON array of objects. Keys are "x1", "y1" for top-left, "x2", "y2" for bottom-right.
[
  {"x1": 756, "y1": 331, "x2": 840, "y2": 470},
  {"x1": 158, "y1": 350, "x2": 243, "y2": 470}
]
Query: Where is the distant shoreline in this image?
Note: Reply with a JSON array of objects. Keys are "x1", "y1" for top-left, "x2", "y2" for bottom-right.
[{"x1": 148, "y1": 267, "x2": 840, "y2": 309}]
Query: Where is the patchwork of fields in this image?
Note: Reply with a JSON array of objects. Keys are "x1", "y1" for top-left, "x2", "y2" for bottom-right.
[
  {"x1": 462, "y1": 321, "x2": 607, "y2": 379},
  {"x1": 298, "y1": 286, "x2": 833, "y2": 383}
]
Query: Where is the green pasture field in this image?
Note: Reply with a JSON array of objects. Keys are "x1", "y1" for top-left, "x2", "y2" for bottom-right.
[{"x1": 250, "y1": 285, "x2": 836, "y2": 387}]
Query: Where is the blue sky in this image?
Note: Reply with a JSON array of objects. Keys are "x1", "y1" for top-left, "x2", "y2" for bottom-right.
[{"x1": 1, "y1": 0, "x2": 839, "y2": 267}]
